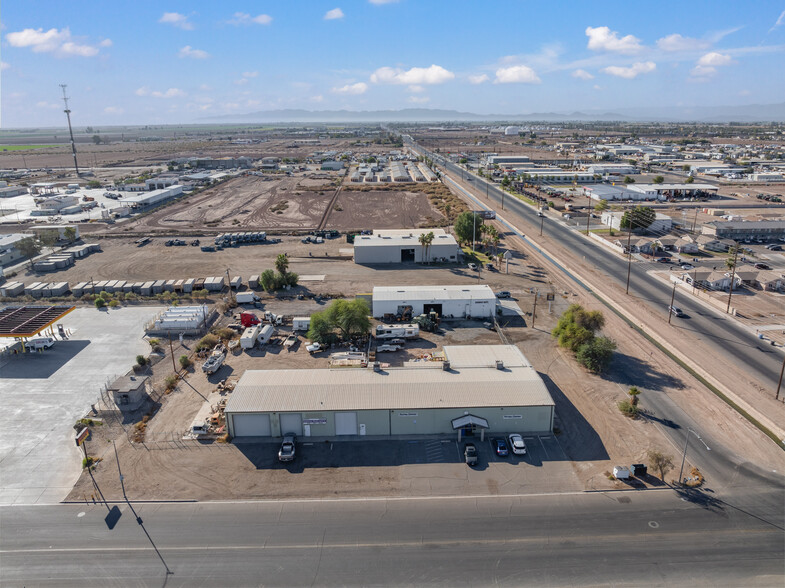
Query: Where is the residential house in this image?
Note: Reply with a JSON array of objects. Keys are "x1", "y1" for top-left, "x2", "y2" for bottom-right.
[
  {"x1": 674, "y1": 237, "x2": 699, "y2": 254},
  {"x1": 682, "y1": 270, "x2": 741, "y2": 291},
  {"x1": 754, "y1": 271, "x2": 785, "y2": 292}
]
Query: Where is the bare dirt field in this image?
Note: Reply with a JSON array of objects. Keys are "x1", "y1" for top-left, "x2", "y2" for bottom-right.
[{"x1": 329, "y1": 190, "x2": 445, "y2": 230}]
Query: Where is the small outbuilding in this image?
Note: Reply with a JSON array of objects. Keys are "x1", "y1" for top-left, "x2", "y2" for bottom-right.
[{"x1": 108, "y1": 374, "x2": 150, "y2": 411}]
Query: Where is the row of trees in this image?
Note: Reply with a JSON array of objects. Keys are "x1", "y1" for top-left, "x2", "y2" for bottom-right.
[
  {"x1": 307, "y1": 299, "x2": 371, "y2": 345},
  {"x1": 259, "y1": 254, "x2": 299, "y2": 292},
  {"x1": 552, "y1": 304, "x2": 616, "y2": 373},
  {"x1": 452, "y1": 211, "x2": 501, "y2": 253}
]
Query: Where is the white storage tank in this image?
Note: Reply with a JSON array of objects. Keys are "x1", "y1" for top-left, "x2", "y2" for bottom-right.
[{"x1": 257, "y1": 324, "x2": 275, "y2": 345}]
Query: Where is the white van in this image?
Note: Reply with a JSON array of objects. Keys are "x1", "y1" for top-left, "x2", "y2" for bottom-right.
[{"x1": 24, "y1": 337, "x2": 55, "y2": 351}]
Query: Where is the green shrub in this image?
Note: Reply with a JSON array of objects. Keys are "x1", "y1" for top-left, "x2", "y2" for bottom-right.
[
  {"x1": 135, "y1": 355, "x2": 147, "y2": 366},
  {"x1": 108, "y1": 299, "x2": 120, "y2": 308},
  {"x1": 196, "y1": 334, "x2": 218, "y2": 351},
  {"x1": 178, "y1": 355, "x2": 192, "y2": 368},
  {"x1": 164, "y1": 374, "x2": 178, "y2": 390},
  {"x1": 576, "y1": 337, "x2": 616, "y2": 373},
  {"x1": 617, "y1": 399, "x2": 639, "y2": 418},
  {"x1": 94, "y1": 298, "x2": 106, "y2": 309}
]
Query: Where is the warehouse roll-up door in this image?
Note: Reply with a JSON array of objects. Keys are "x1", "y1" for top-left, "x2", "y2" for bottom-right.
[
  {"x1": 233, "y1": 414, "x2": 271, "y2": 437},
  {"x1": 279, "y1": 413, "x2": 302, "y2": 436},
  {"x1": 335, "y1": 412, "x2": 358, "y2": 436}
]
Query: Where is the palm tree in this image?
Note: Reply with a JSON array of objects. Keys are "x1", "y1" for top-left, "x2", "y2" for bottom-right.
[
  {"x1": 418, "y1": 233, "x2": 428, "y2": 264},
  {"x1": 496, "y1": 252, "x2": 504, "y2": 269},
  {"x1": 425, "y1": 231, "x2": 434, "y2": 263}
]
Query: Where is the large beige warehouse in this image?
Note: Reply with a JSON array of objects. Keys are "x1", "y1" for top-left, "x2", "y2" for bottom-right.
[{"x1": 225, "y1": 345, "x2": 555, "y2": 439}]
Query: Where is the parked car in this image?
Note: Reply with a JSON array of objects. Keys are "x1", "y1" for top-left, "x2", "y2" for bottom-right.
[
  {"x1": 495, "y1": 291, "x2": 511, "y2": 299},
  {"x1": 24, "y1": 337, "x2": 55, "y2": 351},
  {"x1": 668, "y1": 305, "x2": 684, "y2": 317},
  {"x1": 493, "y1": 438, "x2": 509, "y2": 457},
  {"x1": 278, "y1": 433, "x2": 296, "y2": 462},
  {"x1": 657, "y1": 257, "x2": 671, "y2": 264},
  {"x1": 467, "y1": 263, "x2": 478, "y2": 271},
  {"x1": 377, "y1": 344, "x2": 402, "y2": 352},
  {"x1": 508, "y1": 433, "x2": 527, "y2": 455},
  {"x1": 388, "y1": 338, "x2": 405, "y2": 347},
  {"x1": 754, "y1": 263, "x2": 772, "y2": 270},
  {"x1": 464, "y1": 443, "x2": 478, "y2": 466},
  {"x1": 767, "y1": 245, "x2": 782, "y2": 251}
]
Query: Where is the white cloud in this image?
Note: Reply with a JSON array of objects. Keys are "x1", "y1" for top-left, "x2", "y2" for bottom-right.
[
  {"x1": 585, "y1": 26, "x2": 642, "y2": 54},
  {"x1": 332, "y1": 82, "x2": 368, "y2": 95},
  {"x1": 655, "y1": 33, "x2": 709, "y2": 52},
  {"x1": 370, "y1": 64, "x2": 455, "y2": 85},
  {"x1": 98, "y1": 39, "x2": 113, "y2": 48},
  {"x1": 408, "y1": 85, "x2": 425, "y2": 93},
  {"x1": 311, "y1": 94, "x2": 324, "y2": 103},
  {"x1": 408, "y1": 96, "x2": 430, "y2": 104},
  {"x1": 571, "y1": 69, "x2": 594, "y2": 80},
  {"x1": 178, "y1": 45, "x2": 209, "y2": 59},
  {"x1": 468, "y1": 74, "x2": 489, "y2": 84},
  {"x1": 493, "y1": 65, "x2": 541, "y2": 84},
  {"x1": 242, "y1": 71, "x2": 259, "y2": 78},
  {"x1": 690, "y1": 52, "x2": 734, "y2": 78},
  {"x1": 0, "y1": 61, "x2": 9, "y2": 70},
  {"x1": 6, "y1": 27, "x2": 102, "y2": 57},
  {"x1": 159, "y1": 12, "x2": 193, "y2": 30},
  {"x1": 770, "y1": 10, "x2": 785, "y2": 32},
  {"x1": 601, "y1": 61, "x2": 656, "y2": 79},
  {"x1": 697, "y1": 51, "x2": 733, "y2": 66},
  {"x1": 103, "y1": 106, "x2": 124, "y2": 114},
  {"x1": 739, "y1": 89, "x2": 751, "y2": 96},
  {"x1": 593, "y1": 84, "x2": 602, "y2": 90},
  {"x1": 36, "y1": 101, "x2": 59, "y2": 109},
  {"x1": 369, "y1": 0, "x2": 398, "y2": 4},
  {"x1": 135, "y1": 86, "x2": 186, "y2": 99},
  {"x1": 199, "y1": 84, "x2": 212, "y2": 91},
  {"x1": 324, "y1": 8, "x2": 344, "y2": 20},
  {"x1": 228, "y1": 12, "x2": 273, "y2": 25},
  {"x1": 234, "y1": 78, "x2": 249, "y2": 86}
]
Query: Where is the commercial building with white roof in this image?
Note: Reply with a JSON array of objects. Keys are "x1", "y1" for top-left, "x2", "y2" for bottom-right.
[
  {"x1": 372, "y1": 284, "x2": 496, "y2": 319},
  {"x1": 224, "y1": 345, "x2": 555, "y2": 439},
  {"x1": 353, "y1": 229, "x2": 460, "y2": 265}
]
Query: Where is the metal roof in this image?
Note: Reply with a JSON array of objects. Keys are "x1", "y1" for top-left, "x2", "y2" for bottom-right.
[
  {"x1": 443, "y1": 345, "x2": 530, "y2": 368},
  {"x1": 373, "y1": 285, "x2": 495, "y2": 302},
  {"x1": 0, "y1": 305, "x2": 75, "y2": 337},
  {"x1": 225, "y1": 361, "x2": 554, "y2": 414},
  {"x1": 451, "y1": 414, "x2": 489, "y2": 429}
]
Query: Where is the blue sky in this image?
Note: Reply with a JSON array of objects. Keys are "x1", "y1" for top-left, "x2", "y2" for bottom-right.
[{"x1": 2, "y1": 1, "x2": 785, "y2": 127}]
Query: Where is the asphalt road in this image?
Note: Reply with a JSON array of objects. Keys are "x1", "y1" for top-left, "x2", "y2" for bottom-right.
[
  {"x1": 1, "y1": 489, "x2": 782, "y2": 587},
  {"x1": 410, "y1": 142, "x2": 782, "y2": 396}
]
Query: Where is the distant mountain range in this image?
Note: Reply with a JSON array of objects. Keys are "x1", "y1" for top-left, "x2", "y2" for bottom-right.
[{"x1": 200, "y1": 103, "x2": 785, "y2": 123}]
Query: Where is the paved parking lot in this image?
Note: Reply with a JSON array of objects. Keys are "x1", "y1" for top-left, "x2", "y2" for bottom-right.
[
  {"x1": 233, "y1": 434, "x2": 582, "y2": 496},
  {"x1": 0, "y1": 306, "x2": 158, "y2": 505}
]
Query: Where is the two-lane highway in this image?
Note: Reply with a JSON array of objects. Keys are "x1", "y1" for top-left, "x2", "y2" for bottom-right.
[{"x1": 1, "y1": 490, "x2": 783, "y2": 587}]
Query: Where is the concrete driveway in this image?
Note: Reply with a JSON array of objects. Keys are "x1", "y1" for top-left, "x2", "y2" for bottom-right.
[{"x1": 0, "y1": 306, "x2": 159, "y2": 505}]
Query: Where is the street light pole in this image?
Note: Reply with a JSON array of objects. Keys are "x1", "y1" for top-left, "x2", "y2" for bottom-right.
[
  {"x1": 540, "y1": 214, "x2": 544, "y2": 236},
  {"x1": 726, "y1": 242, "x2": 739, "y2": 313},
  {"x1": 678, "y1": 427, "x2": 710, "y2": 485},
  {"x1": 625, "y1": 210, "x2": 635, "y2": 294},
  {"x1": 776, "y1": 354, "x2": 784, "y2": 402},
  {"x1": 668, "y1": 281, "x2": 676, "y2": 324}
]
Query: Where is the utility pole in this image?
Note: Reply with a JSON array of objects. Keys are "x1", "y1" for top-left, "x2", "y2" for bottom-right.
[
  {"x1": 668, "y1": 281, "x2": 676, "y2": 324},
  {"x1": 226, "y1": 268, "x2": 235, "y2": 303},
  {"x1": 585, "y1": 190, "x2": 591, "y2": 235},
  {"x1": 776, "y1": 355, "x2": 784, "y2": 401},
  {"x1": 531, "y1": 290, "x2": 538, "y2": 328},
  {"x1": 726, "y1": 243, "x2": 739, "y2": 313},
  {"x1": 678, "y1": 428, "x2": 710, "y2": 485},
  {"x1": 169, "y1": 335, "x2": 177, "y2": 372},
  {"x1": 60, "y1": 84, "x2": 80, "y2": 177},
  {"x1": 625, "y1": 211, "x2": 635, "y2": 294},
  {"x1": 692, "y1": 207, "x2": 699, "y2": 233},
  {"x1": 540, "y1": 213, "x2": 544, "y2": 236}
]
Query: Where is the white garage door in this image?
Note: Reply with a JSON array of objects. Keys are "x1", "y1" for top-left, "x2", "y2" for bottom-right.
[
  {"x1": 279, "y1": 413, "x2": 302, "y2": 436},
  {"x1": 233, "y1": 414, "x2": 271, "y2": 437},
  {"x1": 335, "y1": 412, "x2": 358, "y2": 436}
]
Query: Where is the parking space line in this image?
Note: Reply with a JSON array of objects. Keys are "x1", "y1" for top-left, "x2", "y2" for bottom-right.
[{"x1": 538, "y1": 436, "x2": 550, "y2": 460}]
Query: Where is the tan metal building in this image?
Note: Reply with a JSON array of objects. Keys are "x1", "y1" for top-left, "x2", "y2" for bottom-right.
[{"x1": 225, "y1": 345, "x2": 554, "y2": 439}]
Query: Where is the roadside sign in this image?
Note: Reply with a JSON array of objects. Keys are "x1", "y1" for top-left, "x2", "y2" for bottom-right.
[
  {"x1": 75, "y1": 427, "x2": 89, "y2": 446},
  {"x1": 546, "y1": 293, "x2": 555, "y2": 301}
]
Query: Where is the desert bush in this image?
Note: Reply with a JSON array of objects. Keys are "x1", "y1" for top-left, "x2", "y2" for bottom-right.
[
  {"x1": 135, "y1": 355, "x2": 147, "y2": 366},
  {"x1": 179, "y1": 355, "x2": 192, "y2": 369},
  {"x1": 196, "y1": 334, "x2": 218, "y2": 351}
]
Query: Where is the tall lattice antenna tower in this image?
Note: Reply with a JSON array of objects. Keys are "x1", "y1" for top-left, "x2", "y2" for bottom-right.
[{"x1": 60, "y1": 84, "x2": 80, "y2": 177}]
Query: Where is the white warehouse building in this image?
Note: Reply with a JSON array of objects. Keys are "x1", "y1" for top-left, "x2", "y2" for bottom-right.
[
  {"x1": 372, "y1": 284, "x2": 497, "y2": 319},
  {"x1": 353, "y1": 229, "x2": 460, "y2": 264}
]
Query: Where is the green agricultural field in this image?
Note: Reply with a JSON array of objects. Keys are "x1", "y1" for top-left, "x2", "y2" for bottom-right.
[{"x1": 0, "y1": 144, "x2": 58, "y2": 151}]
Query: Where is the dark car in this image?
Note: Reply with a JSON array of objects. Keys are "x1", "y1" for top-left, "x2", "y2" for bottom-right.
[
  {"x1": 495, "y1": 291, "x2": 511, "y2": 299},
  {"x1": 657, "y1": 257, "x2": 671, "y2": 264},
  {"x1": 493, "y1": 438, "x2": 509, "y2": 457},
  {"x1": 754, "y1": 263, "x2": 771, "y2": 270},
  {"x1": 464, "y1": 443, "x2": 478, "y2": 466},
  {"x1": 668, "y1": 305, "x2": 684, "y2": 317}
]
